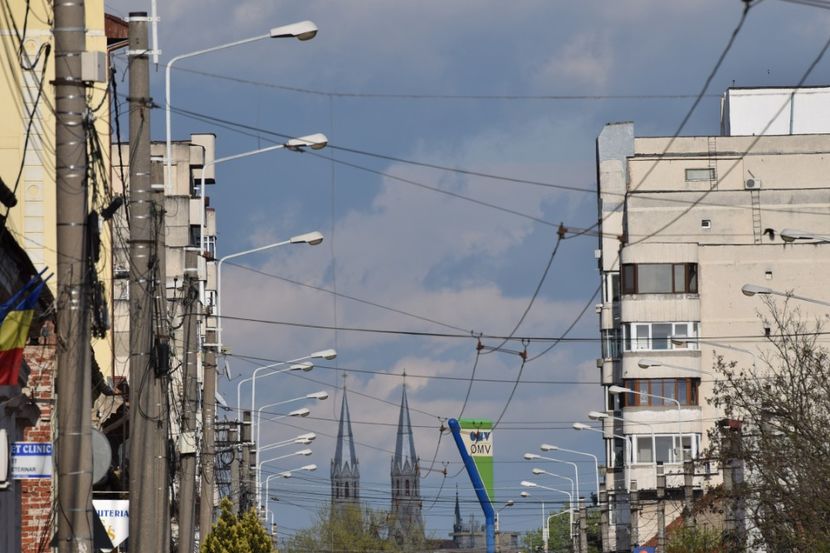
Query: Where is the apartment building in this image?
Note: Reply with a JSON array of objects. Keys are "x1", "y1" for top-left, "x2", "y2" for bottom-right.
[{"x1": 595, "y1": 86, "x2": 830, "y2": 550}]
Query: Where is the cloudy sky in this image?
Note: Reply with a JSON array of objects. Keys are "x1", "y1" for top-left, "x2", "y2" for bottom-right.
[{"x1": 106, "y1": 0, "x2": 830, "y2": 540}]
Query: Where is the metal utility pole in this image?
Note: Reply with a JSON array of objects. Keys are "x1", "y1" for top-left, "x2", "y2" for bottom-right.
[
  {"x1": 229, "y1": 426, "x2": 240, "y2": 514},
  {"x1": 200, "y1": 329, "x2": 218, "y2": 537},
  {"x1": 599, "y1": 481, "x2": 610, "y2": 553},
  {"x1": 656, "y1": 463, "x2": 666, "y2": 553},
  {"x1": 177, "y1": 265, "x2": 199, "y2": 553},
  {"x1": 240, "y1": 410, "x2": 252, "y2": 512},
  {"x1": 54, "y1": 0, "x2": 93, "y2": 550},
  {"x1": 128, "y1": 14, "x2": 167, "y2": 552},
  {"x1": 578, "y1": 497, "x2": 588, "y2": 553}
]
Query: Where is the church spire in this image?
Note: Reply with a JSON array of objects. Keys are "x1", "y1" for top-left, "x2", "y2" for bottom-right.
[
  {"x1": 394, "y1": 373, "x2": 417, "y2": 467},
  {"x1": 331, "y1": 378, "x2": 359, "y2": 507}
]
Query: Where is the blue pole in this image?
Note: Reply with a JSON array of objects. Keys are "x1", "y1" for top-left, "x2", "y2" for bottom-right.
[{"x1": 448, "y1": 418, "x2": 495, "y2": 553}]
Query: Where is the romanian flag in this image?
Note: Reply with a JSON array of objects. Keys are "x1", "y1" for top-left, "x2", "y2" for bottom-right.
[{"x1": 0, "y1": 275, "x2": 46, "y2": 386}]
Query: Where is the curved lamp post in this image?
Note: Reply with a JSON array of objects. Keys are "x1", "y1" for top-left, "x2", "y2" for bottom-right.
[
  {"x1": 165, "y1": 20, "x2": 318, "y2": 192},
  {"x1": 262, "y1": 463, "x2": 317, "y2": 524},
  {"x1": 522, "y1": 453, "x2": 579, "y2": 501},
  {"x1": 540, "y1": 444, "x2": 600, "y2": 501},
  {"x1": 742, "y1": 283, "x2": 830, "y2": 308}
]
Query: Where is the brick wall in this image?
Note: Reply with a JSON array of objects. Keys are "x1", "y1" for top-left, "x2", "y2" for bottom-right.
[{"x1": 20, "y1": 342, "x2": 55, "y2": 553}]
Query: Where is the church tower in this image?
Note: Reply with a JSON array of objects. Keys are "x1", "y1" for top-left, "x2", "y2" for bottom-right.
[
  {"x1": 331, "y1": 385, "x2": 359, "y2": 508},
  {"x1": 390, "y1": 379, "x2": 424, "y2": 547}
]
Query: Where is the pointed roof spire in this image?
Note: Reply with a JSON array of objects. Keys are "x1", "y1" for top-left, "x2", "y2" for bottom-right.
[
  {"x1": 334, "y1": 378, "x2": 358, "y2": 469},
  {"x1": 394, "y1": 373, "x2": 417, "y2": 465},
  {"x1": 454, "y1": 484, "x2": 462, "y2": 526}
]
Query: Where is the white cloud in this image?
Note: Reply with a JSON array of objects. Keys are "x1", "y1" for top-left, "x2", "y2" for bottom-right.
[{"x1": 533, "y1": 33, "x2": 614, "y2": 90}]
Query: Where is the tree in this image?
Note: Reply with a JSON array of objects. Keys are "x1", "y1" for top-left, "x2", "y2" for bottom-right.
[
  {"x1": 710, "y1": 298, "x2": 830, "y2": 552},
  {"x1": 280, "y1": 504, "x2": 400, "y2": 553},
  {"x1": 201, "y1": 497, "x2": 275, "y2": 553},
  {"x1": 666, "y1": 526, "x2": 723, "y2": 553}
]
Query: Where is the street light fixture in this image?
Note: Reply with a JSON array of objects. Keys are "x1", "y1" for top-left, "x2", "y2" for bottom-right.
[
  {"x1": 263, "y1": 462, "x2": 317, "y2": 522},
  {"x1": 165, "y1": 21, "x2": 319, "y2": 194},
  {"x1": 608, "y1": 385, "x2": 688, "y2": 464},
  {"x1": 780, "y1": 228, "x2": 830, "y2": 243},
  {"x1": 572, "y1": 422, "x2": 631, "y2": 490},
  {"x1": 235, "y1": 357, "x2": 316, "y2": 421},
  {"x1": 637, "y1": 358, "x2": 713, "y2": 375},
  {"x1": 531, "y1": 468, "x2": 575, "y2": 501},
  {"x1": 255, "y1": 391, "x2": 327, "y2": 456},
  {"x1": 587, "y1": 412, "x2": 656, "y2": 470},
  {"x1": 520, "y1": 481, "x2": 574, "y2": 535},
  {"x1": 540, "y1": 444, "x2": 600, "y2": 500},
  {"x1": 215, "y1": 230, "x2": 325, "y2": 352},
  {"x1": 522, "y1": 453, "x2": 579, "y2": 503},
  {"x1": 741, "y1": 283, "x2": 830, "y2": 307},
  {"x1": 250, "y1": 349, "x2": 335, "y2": 423}
]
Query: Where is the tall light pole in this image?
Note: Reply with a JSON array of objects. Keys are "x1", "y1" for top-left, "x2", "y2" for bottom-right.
[
  {"x1": 572, "y1": 423, "x2": 632, "y2": 491},
  {"x1": 235, "y1": 360, "x2": 313, "y2": 420},
  {"x1": 531, "y1": 468, "x2": 575, "y2": 502},
  {"x1": 164, "y1": 20, "x2": 318, "y2": 193},
  {"x1": 609, "y1": 385, "x2": 688, "y2": 464},
  {"x1": 522, "y1": 453, "x2": 579, "y2": 501},
  {"x1": 254, "y1": 408, "x2": 311, "y2": 507},
  {"x1": 521, "y1": 481, "x2": 574, "y2": 546},
  {"x1": 255, "y1": 392, "x2": 327, "y2": 453},
  {"x1": 212, "y1": 231, "x2": 324, "y2": 352},
  {"x1": 263, "y1": 464, "x2": 318, "y2": 525},
  {"x1": 251, "y1": 349, "x2": 335, "y2": 424},
  {"x1": 540, "y1": 444, "x2": 600, "y2": 501},
  {"x1": 257, "y1": 448, "x2": 313, "y2": 513}
]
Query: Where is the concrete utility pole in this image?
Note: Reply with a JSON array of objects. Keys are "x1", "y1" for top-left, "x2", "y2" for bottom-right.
[
  {"x1": 229, "y1": 426, "x2": 240, "y2": 514},
  {"x1": 599, "y1": 481, "x2": 610, "y2": 553},
  {"x1": 200, "y1": 329, "x2": 218, "y2": 536},
  {"x1": 629, "y1": 480, "x2": 640, "y2": 548},
  {"x1": 177, "y1": 266, "x2": 199, "y2": 553},
  {"x1": 656, "y1": 463, "x2": 666, "y2": 553},
  {"x1": 720, "y1": 418, "x2": 746, "y2": 550},
  {"x1": 240, "y1": 410, "x2": 253, "y2": 512},
  {"x1": 683, "y1": 459, "x2": 695, "y2": 526},
  {"x1": 54, "y1": 0, "x2": 93, "y2": 550},
  {"x1": 127, "y1": 14, "x2": 167, "y2": 552},
  {"x1": 578, "y1": 498, "x2": 588, "y2": 553}
]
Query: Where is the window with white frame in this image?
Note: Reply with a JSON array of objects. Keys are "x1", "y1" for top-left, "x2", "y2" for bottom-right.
[
  {"x1": 631, "y1": 433, "x2": 700, "y2": 464},
  {"x1": 622, "y1": 322, "x2": 699, "y2": 351},
  {"x1": 603, "y1": 272, "x2": 620, "y2": 303},
  {"x1": 602, "y1": 328, "x2": 622, "y2": 359}
]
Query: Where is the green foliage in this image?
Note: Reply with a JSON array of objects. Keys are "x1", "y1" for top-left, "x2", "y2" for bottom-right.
[
  {"x1": 281, "y1": 504, "x2": 400, "y2": 553},
  {"x1": 666, "y1": 526, "x2": 723, "y2": 553},
  {"x1": 520, "y1": 508, "x2": 601, "y2": 553},
  {"x1": 200, "y1": 497, "x2": 275, "y2": 553}
]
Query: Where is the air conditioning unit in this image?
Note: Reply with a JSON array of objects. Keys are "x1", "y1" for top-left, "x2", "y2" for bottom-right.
[{"x1": 745, "y1": 178, "x2": 762, "y2": 190}]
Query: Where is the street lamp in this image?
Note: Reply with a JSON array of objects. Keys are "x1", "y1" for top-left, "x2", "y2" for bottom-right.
[
  {"x1": 522, "y1": 453, "x2": 579, "y2": 503},
  {"x1": 263, "y1": 463, "x2": 317, "y2": 523},
  {"x1": 257, "y1": 448, "x2": 312, "y2": 511},
  {"x1": 255, "y1": 391, "x2": 327, "y2": 459},
  {"x1": 669, "y1": 338, "x2": 756, "y2": 360},
  {"x1": 587, "y1": 412, "x2": 656, "y2": 470},
  {"x1": 257, "y1": 433, "x2": 316, "y2": 455},
  {"x1": 235, "y1": 358, "x2": 315, "y2": 421},
  {"x1": 572, "y1": 422, "x2": 632, "y2": 490},
  {"x1": 494, "y1": 500, "x2": 514, "y2": 538},
  {"x1": 637, "y1": 358, "x2": 713, "y2": 376},
  {"x1": 531, "y1": 468, "x2": 575, "y2": 501},
  {"x1": 164, "y1": 20, "x2": 318, "y2": 193},
  {"x1": 540, "y1": 444, "x2": 600, "y2": 501},
  {"x1": 521, "y1": 480, "x2": 574, "y2": 543},
  {"x1": 251, "y1": 349, "x2": 335, "y2": 421},
  {"x1": 197, "y1": 136, "x2": 328, "y2": 263},
  {"x1": 741, "y1": 283, "x2": 830, "y2": 307},
  {"x1": 780, "y1": 228, "x2": 830, "y2": 243},
  {"x1": 213, "y1": 231, "x2": 324, "y2": 353},
  {"x1": 608, "y1": 385, "x2": 688, "y2": 464}
]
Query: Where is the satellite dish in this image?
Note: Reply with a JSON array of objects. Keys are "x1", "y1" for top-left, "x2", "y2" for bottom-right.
[{"x1": 91, "y1": 428, "x2": 112, "y2": 485}]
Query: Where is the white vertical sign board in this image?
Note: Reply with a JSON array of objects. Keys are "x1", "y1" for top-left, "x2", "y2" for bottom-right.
[{"x1": 93, "y1": 499, "x2": 130, "y2": 550}]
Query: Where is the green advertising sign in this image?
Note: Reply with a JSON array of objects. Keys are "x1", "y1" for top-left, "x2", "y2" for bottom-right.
[{"x1": 458, "y1": 418, "x2": 494, "y2": 503}]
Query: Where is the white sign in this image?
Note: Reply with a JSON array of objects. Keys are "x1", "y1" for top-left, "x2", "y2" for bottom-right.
[
  {"x1": 460, "y1": 428, "x2": 493, "y2": 457},
  {"x1": 11, "y1": 442, "x2": 52, "y2": 479},
  {"x1": 93, "y1": 499, "x2": 130, "y2": 549}
]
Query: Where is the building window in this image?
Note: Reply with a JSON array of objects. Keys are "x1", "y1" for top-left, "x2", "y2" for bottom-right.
[
  {"x1": 631, "y1": 434, "x2": 700, "y2": 463},
  {"x1": 405, "y1": 480, "x2": 410, "y2": 496},
  {"x1": 622, "y1": 378, "x2": 699, "y2": 407},
  {"x1": 602, "y1": 329, "x2": 622, "y2": 359},
  {"x1": 685, "y1": 168, "x2": 715, "y2": 181},
  {"x1": 622, "y1": 322, "x2": 699, "y2": 351},
  {"x1": 189, "y1": 224, "x2": 200, "y2": 247},
  {"x1": 603, "y1": 272, "x2": 620, "y2": 303},
  {"x1": 621, "y1": 263, "x2": 698, "y2": 294}
]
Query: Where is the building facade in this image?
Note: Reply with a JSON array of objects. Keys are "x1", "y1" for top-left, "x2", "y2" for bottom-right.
[
  {"x1": 390, "y1": 381, "x2": 425, "y2": 548},
  {"x1": 595, "y1": 87, "x2": 830, "y2": 549}
]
